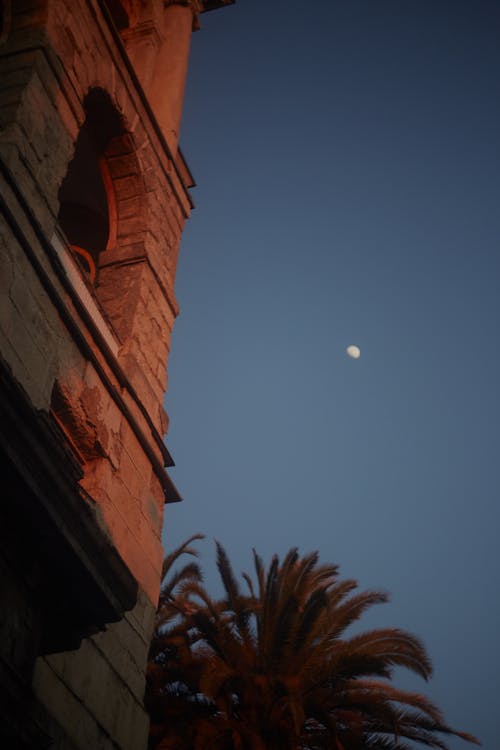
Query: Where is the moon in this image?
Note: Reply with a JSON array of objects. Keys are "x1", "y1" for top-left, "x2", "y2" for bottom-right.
[{"x1": 346, "y1": 345, "x2": 361, "y2": 359}]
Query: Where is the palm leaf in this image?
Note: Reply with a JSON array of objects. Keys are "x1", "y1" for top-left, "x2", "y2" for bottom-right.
[
  {"x1": 161, "y1": 533, "x2": 205, "y2": 582},
  {"x1": 147, "y1": 542, "x2": 479, "y2": 750}
]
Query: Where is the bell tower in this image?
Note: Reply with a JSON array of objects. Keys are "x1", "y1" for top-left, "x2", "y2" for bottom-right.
[{"x1": 0, "y1": 1, "x2": 234, "y2": 748}]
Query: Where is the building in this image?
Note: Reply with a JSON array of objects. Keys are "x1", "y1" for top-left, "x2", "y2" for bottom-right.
[{"x1": 0, "y1": 1, "x2": 233, "y2": 747}]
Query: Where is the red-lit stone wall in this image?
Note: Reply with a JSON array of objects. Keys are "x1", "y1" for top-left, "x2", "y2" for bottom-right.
[
  {"x1": 0, "y1": 0, "x2": 203, "y2": 747},
  {"x1": 2, "y1": 0, "x2": 194, "y2": 601}
]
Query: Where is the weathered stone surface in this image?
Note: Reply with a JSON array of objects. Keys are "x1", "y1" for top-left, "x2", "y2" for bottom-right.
[{"x1": 0, "y1": 0, "x2": 227, "y2": 746}]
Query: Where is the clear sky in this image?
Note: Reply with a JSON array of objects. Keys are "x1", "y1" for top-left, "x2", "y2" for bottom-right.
[{"x1": 162, "y1": 2, "x2": 500, "y2": 747}]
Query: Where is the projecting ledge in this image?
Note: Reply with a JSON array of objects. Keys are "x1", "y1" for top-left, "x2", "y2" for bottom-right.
[{"x1": 0, "y1": 359, "x2": 138, "y2": 654}]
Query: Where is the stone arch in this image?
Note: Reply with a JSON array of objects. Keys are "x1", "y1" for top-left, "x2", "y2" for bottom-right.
[
  {"x1": 58, "y1": 87, "x2": 149, "y2": 290},
  {"x1": 93, "y1": 120, "x2": 154, "y2": 345},
  {"x1": 58, "y1": 88, "x2": 124, "y2": 282},
  {"x1": 98, "y1": 128, "x2": 149, "y2": 262}
]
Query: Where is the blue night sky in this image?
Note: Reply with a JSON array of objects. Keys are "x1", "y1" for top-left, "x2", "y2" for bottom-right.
[{"x1": 162, "y1": 2, "x2": 500, "y2": 747}]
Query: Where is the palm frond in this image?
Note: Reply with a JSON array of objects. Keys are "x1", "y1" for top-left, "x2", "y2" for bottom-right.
[
  {"x1": 242, "y1": 572, "x2": 256, "y2": 598},
  {"x1": 328, "y1": 589, "x2": 389, "y2": 638},
  {"x1": 147, "y1": 542, "x2": 478, "y2": 750},
  {"x1": 337, "y1": 679, "x2": 444, "y2": 723},
  {"x1": 160, "y1": 561, "x2": 203, "y2": 599},
  {"x1": 216, "y1": 541, "x2": 241, "y2": 607},
  {"x1": 335, "y1": 628, "x2": 433, "y2": 680},
  {"x1": 293, "y1": 587, "x2": 329, "y2": 654},
  {"x1": 161, "y1": 533, "x2": 205, "y2": 582}
]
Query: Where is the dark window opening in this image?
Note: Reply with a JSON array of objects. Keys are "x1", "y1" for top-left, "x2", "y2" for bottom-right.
[{"x1": 58, "y1": 89, "x2": 123, "y2": 284}]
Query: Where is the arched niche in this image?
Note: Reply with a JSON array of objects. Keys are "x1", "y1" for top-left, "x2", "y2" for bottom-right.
[{"x1": 57, "y1": 88, "x2": 123, "y2": 283}]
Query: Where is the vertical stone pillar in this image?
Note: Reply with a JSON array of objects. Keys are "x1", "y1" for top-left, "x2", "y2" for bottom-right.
[
  {"x1": 122, "y1": 23, "x2": 163, "y2": 95},
  {"x1": 147, "y1": 1, "x2": 198, "y2": 153}
]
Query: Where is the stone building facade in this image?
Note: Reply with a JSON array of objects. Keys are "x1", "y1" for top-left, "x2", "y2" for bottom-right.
[{"x1": 0, "y1": 1, "x2": 233, "y2": 747}]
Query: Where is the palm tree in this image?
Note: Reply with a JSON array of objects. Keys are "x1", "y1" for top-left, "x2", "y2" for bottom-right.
[
  {"x1": 147, "y1": 534, "x2": 211, "y2": 750},
  {"x1": 147, "y1": 541, "x2": 479, "y2": 750}
]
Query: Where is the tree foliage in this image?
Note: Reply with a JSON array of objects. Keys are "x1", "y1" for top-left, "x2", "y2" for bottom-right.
[{"x1": 146, "y1": 539, "x2": 479, "y2": 750}]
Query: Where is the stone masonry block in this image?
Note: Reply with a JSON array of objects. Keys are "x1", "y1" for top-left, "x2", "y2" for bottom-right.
[
  {"x1": 33, "y1": 654, "x2": 139, "y2": 750},
  {"x1": 125, "y1": 587, "x2": 157, "y2": 643},
  {"x1": 143, "y1": 488, "x2": 162, "y2": 537},
  {"x1": 117, "y1": 195, "x2": 145, "y2": 220},
  {"x1": 117, "y1": 214, "x2": 147, "y2": 237},
  {"x1": 115, "y1": 445, "x2": 151, "y2": 508},
  {"x1": 42, "y1": 632, "x2": 151, "y2": 750},
  {"x1": 118, "y1": 349, "x2": 163, "y2": 426},
  {"x1": 119, "y1": 524, "x2": 163, "y2": 604},
  {"x1": 113, "y1": 174, "x2": 143, "y2": 201},
  {"x1": 107, "y1": 154, "x2": 140, "y2": 180},
  {"x1": 4, "y1": 300, "x2": 52, "y2": 408},
  {"x1": 98, "y1": 487, "x2": 163, "y2": 604},
  {"x1": 119, "y1": 418, "x2": 154, "y2": 485}
]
